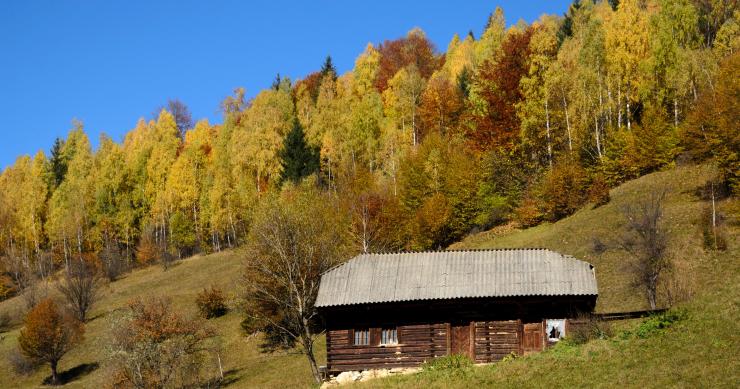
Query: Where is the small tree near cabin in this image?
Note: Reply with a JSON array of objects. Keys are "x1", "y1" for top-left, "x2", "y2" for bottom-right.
[
  {"x1": 620, "y1": 190, "x2": 671, "y2": 310},
  {"x1": 57, "y1": 255, "x2": 102, "y2": 322},
  {"x1": 18, "y1": 298, "x2": 83, "y2": 385},
  {"x1": 242, "y1": 182, "x2": 348, "y2": 383}
]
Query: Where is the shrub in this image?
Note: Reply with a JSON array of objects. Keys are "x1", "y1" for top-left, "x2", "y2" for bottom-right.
[
  {"x1": 196, "y1": 286, "x2": 228, "y2": 319},
  {"x1": 588, "y1": 174, "x2": 611, "y2": 207},
  {"x1": 538, "y1": 158, "x2": 588, "y2": 221},
  {"x1": 108, "y1": 297, "x2": 219, "y2": 388},
  {"x1": 0, "y1": 274, "x2": 17, "y2": 301},
  {"x1": 514, "y1": 197, "x2": 542, "y2": 228},
  {"x1": 57, "y1": 256, "x2": 103, "y2": 322},
  {"x1": 634, "y1": 309, "x2": 687, "y2": 339},
  {"x1": 135, "y1": 226, "x2": 159, "y2": 266},
  {"x1": 98, "y1": 242, "x2": 126, "y2": 281},
  {"x1": 567, "y1": 314, "x2": 613, "y2": 344},
  {"x1": 8, "y1": 349, "x2": 40, "y2": 376},
  {"x1": 0, "y1": 309, "x2": 11, "y2": 333},
  {"x1": 21, "y1": 282, "x2": 48, "y2": 312},
  {"x1": 590, "y1": 237, "x2": 608, "y2": 255}
]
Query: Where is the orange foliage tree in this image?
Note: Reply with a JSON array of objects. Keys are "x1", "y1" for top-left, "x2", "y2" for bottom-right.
[
  {"x1": 471, "y1": 27, "x2": 534, "y2": 151},
  {"x1": 18, "y1": 298, "x2": 84, "y2": 385},
  {"x1": 375, "y1": 29, "x2": 442, "y2": 92}
]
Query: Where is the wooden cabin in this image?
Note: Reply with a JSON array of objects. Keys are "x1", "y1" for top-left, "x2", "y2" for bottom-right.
[{"x1": 315, "y1": 249, "x2": 598, "y2": 373}]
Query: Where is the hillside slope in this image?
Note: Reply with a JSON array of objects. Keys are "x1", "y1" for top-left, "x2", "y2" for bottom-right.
[
  {"x1": 453, "y1": 163, "x2": 729, "y2": 313},
  {"x1": 365, "y1": 163, "x2": 740, "y2": 388},
  {"x1": 0, "y1": 251, "x2": 324, "y2": 388},
  {"x1": 0, "y1": 163, "x2": 737, "y2": 388}
]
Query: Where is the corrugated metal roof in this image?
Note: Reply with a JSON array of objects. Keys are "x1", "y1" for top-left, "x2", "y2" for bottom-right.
[{"x1": 315, "y1": 249, "x2": 598, "y2": 307}]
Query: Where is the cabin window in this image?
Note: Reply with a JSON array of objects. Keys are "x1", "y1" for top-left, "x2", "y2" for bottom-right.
[
  {"x1": 354, "y1": 329, "x2": 370, "y2": 345},
  {"x1": 380, "y1": 328, "x2": 398, "y2": 345},
  {"x1": 546, "y1": 319, "x2": 566, "y2": 342}
]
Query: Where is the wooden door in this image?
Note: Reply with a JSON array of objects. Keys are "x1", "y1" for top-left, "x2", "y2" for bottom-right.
[
  {"x1": 450, "y1": 322, "x2": 472, "y2": 358},
  {"x1": 522, "y1": 322, "x2": 544, "y2": 354}
]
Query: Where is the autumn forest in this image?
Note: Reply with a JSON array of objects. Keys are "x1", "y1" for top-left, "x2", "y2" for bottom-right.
[{"x1": 0, "y1": 0, "x2": 738, "y2": 300}]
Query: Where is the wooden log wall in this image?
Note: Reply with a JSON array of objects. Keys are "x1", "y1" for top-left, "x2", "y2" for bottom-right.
[
  {"x1": 473, "y1": 320, "x2": 521, "y2": 363},
  {"x1": 327, "y1": 323, "x2": 447, "y2": 372}
]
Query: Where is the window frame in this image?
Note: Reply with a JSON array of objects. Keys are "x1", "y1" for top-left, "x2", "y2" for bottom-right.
[
  {"x1": 352, "y1": 328, "x2": 370, "y2": 346},
  {"x1": 380, "y1": 327, "x2": 398, "y2": 346},
  {"x1": 545, "y1": 319, "x2": 566, "y2": 342}
]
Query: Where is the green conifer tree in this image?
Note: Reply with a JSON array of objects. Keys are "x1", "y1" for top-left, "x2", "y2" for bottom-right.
[
  {"x1": 279, "y1": 119, "x2": 320, "y2": 184},
  {"x1": 320, "y1": 55, "x2": 337, "y2": 82}
]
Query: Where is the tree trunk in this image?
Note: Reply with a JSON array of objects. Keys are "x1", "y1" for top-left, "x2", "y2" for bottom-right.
[
  {"x1": 673, "y1": 98, "x2": 679, "y2": 128},
  {"x1": 411, "y1": 103, "x2": 417, "y2": 147},
  {"x1": 647, "y1": 278, "x2": 657, "y2": 310},
  {"x1": 617, "y1": 86, "x2": 622, "y2": 129},
  {"x1": 50, "y1": 360, "x2": 59, "y2": 385},
  {"x1": 711, "y1": 182, "x2": 717, "y2": 248},
  {"x1": 545, "y1": 99, "x2": 552, "y2": 168},
  {"x1": 594, "y1": 115, "x2": 602, "y2": 159},
  {"x1": 562, "y1": 94, "x2": 573, "y2": 152},
  {"x1": 626, "y1": 89, "x2": 631, "y2": 131},
  {"x1": 301, "y1": 329, "x2": 322, "y2": 383},
  {"x1": 607, "y1": 85, "x2": 613, "y2": 129}
]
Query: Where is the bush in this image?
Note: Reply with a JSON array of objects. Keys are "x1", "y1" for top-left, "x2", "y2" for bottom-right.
[
  {"x1": 633, "y1": 309, "x2": 687, "y2": 339},
  {"x1": 567, "y1": 314, "x2": 613, "y2": 344},
  {"x1": 0, "y1": 274, "x2": 18, "y2": 301},
  {"x1": 538, "y1": 159, "x2": 588, "y2": 221},
  {"x1": 135, "y1": 232, "x2": 159, "y2": 266},
  {"x1": 57, "y1": 256, "x2": 102, "y2": 322},
  {"x1": 8, "y1": 349, "x2": 39, "y2": 376},
  {"x1": 0, "y1": 309, "x2": 11, "y2": 333},
  {"x1": 514, "y1": 197, "x2": 542, "y2": 228},
  {"x1": 588, "y1": 174, "x2": 611, "y2": 207},
  {"x1": 21, "y1": 282, "x2": 48, "y2": 313},
  {"x1": 108, "y1": 297, "x2": 219, "y2": 388},
  {"x1": 196, "y1": 286, "x2": 228, "y2": 319},
  {"x1": 98, "y1": 243, "x2": 126, "y2": 281},
  {"x1": 590, "y1": 237, "x2": 608, "y2": 255}
]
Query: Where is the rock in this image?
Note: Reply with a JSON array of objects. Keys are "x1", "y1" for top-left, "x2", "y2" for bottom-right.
[
  {"x1": 359, "y1": 369, "x2": 390, "y2": 381},
  {"x1": 335, "y1": 371, "x2": 361, "y2": 385}
]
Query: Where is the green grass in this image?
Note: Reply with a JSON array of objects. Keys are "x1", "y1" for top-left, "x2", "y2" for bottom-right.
[
  {"x1": 453, "y1": 163, "x2": 725, "y2": 313},
  {"x1": 358, "y1": 245, "x2": 739, "y2": 388},
  {"x1": 365, "y1": 163, "x2": 740, "y2": 388},
  {"x1": 0, "y1": 251, "x2": 324, "y2": 388},
  {"x1": 0, "y1": 163, "x2": 737, "y2": 388}
]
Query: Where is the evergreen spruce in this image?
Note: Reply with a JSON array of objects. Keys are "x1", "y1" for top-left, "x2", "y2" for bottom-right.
[
  {"x1": 320, "y1": 55, "x2": 337, "y2": 82},
  {"x1": 279, "y1": 119, "x2": 320, "y2": 184},
  {"x1": 457, "y1": 66, "x2": 472, "y2": 98},
  {"x1": 49, "y1": 137, "x2": 67, "y2": 188}
]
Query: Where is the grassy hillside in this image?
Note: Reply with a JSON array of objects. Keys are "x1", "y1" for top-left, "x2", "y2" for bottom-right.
[
  {"x1": 0, "y1": 251, "x2": 324, "y2": 388},
  {"x1": 453, "y1": 163, "x2": 730, "y2": 314},
  {"x1": 1, "y1": 163, "x2": 737, "y2": 388},
  {"x1": 366, "y1": 163, "x2": 740, "y2": 388}
]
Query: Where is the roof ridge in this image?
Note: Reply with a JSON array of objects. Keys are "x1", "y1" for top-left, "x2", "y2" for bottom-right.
[
  {"x1": 315, "y1": 248, "x2": 599, "y2": 308},
  {"x1": 364, "y1": 247, "x2": 552, "y2": 255}
]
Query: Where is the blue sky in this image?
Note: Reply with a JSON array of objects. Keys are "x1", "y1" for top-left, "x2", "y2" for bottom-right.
[{"x1": 0, "y1": 1, "x2": 571, "y2": 169}]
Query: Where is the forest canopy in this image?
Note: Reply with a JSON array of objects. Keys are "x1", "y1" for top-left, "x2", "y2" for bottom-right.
[{"x1": 0, "y1": 0, "x2": 738, "y2": 300}]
